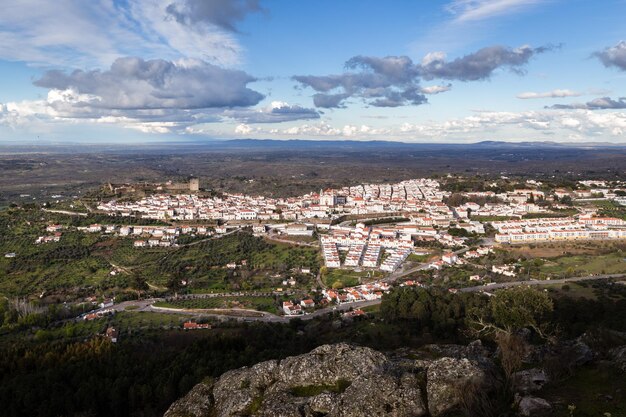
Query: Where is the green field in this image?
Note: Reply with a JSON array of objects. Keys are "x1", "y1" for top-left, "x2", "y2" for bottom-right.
[
  {"x1": 406, "y1": 253, "x2": 432, "y2": 263},
  {"x1": 154, "y1": 296, "x2": 280, "y2": 313},
  {"x1": 539, "y1": 253, "x2": 626, "y2": 277},
  {"x1": 321, "y1": 269, "x2": 383, "y2": 289}
]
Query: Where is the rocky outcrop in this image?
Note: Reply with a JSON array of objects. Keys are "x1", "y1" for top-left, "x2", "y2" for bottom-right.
[
  {"x1": 512, "y1": 368, "x2": 549, "y2": 393},
  {"x1": 164, "y1": 343, "x2": 497, "y2": 417},
  {"x1": 426, "y1": 357, "x2": 492, "y2": 417},
  {"x1": 165, "y1": 381, "x2": 214, "y2": 417},
  {"x1": 517, "y1": 396, "x2": 552, "y2": 416},
  {"x1": 609, "y1": 345, "x2": 626, "y2": 373}
]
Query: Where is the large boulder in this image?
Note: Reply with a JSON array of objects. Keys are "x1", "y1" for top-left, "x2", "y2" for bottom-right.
[
  {"x1": 426, "y1": 357, "x2": 491, "y2": 417},
  {"x1": 332, "y1": 372, "x2": 427, "y2": 417},
  {"x1": 569, "y1": 341, "x2": 594, "y2": 366},
  {"x1": 211, "y1": 360, "x2": 279, "y2": 417},
  {"x1": 609, "y1": 345, "x2": 626, "y2": 373},
  {"x1": 164, "y1": 381, "x2": 214, "y2": 417},
  {"x1": 273, "y1": 343, "x2": 387, "y2": 389},
  {"x1": 164, "y1": 343, "x2": 497, "y2": 417},
  {"x1": 517, "y1": 396, "x2": 552, "y2": 416},
  {"x1": 512, "y1": 368, "x2": 549, "y2": 393}
]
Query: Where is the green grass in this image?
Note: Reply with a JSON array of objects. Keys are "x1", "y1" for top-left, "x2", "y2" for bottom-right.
[
  {"x1": 541, "y1": 365, "x2": 626, "y2": 417},
  {"x1": 290, "y1": 379, "x2": 351, "y2": 397},
  {"x1": 322, "y1": 269, "x2": 383, "y2": 289},
  {"x1": 546, "y1": 280, "x2": 626, "y2": 302},
  {"x1": 243, "y1": 394, "x2": 264, "y2": 415},
  {"x1": 407, "y1": 253, "x2": 431, "y2": 263},
  {"x1": 471, "y1": 215, "x2": 519, "y2": 222},
  {"x1": 154, "y1": 296, "x2": 280, "y2": 313},
  {"x1": 111, "y1": 311, "x2": 188, "y2": 329},
  {"x1": 540, "y1": 253, "x2": 626, "y2": 277}
]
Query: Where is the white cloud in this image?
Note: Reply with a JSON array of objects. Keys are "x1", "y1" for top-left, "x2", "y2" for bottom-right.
[
  {"x1": 446, "y1": 0, "x2": 545, "y2": 22},
  {"x1": 421, "y1": 84, "x2": 452, "y2": 94},
  {"x1": 517, "y1": 89, "x2": 581, "y2": 99},
  {"x1": 0, "y1": 0, "x2": 244, "y2": 68},
  {"x1": 222, "y1": 101, "x2": 320, "y2": 123},
  {"x1": 216, "y1": 110, "x2": 626, "y2": 142},
  {"x1": 421, "y1": 52, "x2": 447, "y2": 66}
]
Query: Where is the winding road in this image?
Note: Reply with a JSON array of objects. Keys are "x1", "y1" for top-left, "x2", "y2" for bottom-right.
[{"x1": 85, "y1": 273, "x2": 625, "y2": 324}]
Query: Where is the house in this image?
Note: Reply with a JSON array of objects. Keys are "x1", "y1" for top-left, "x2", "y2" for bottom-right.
[
  {"x1": 324, "y1": 290, "x2": 338, "y2": 302},
  {"x1": 133, "y1": 240, "x2": 147, "y2": 247},
  {"x1": 492, "y1": 265, "x2": 516, "y2": 277},
  {"x1": 183, "y1": 321, "x2": 211, "y2": 330},
  {"x1": 300, "y1": 299, "x2": 315, "y2": 308},
  {"x1": 283, "y1": 223, "x2": 313, "y2": 236},
  {"x1": 105, "y1": 225, "x2": 118, "y2": 233},
  {"x1": 282, "y1": 301, "x2": 303, "y2": 315},
  {"x1": 236, "y1": 209, "x2": 258, "y2": 220},
  {"x1": 343, "y1": 309, "x2": 366, "y2": 318},
  {"x1": 4, "y1": 252, "x2": 16, "y2": 258},
  {"x1": 46, "y1": 224, "x2": 63, "y2": 232},
  {"x1": 252, "y1": 225, "x2": 266, "y2": 235},
  {"x1": 99, "y1": 298, "x2": 114, "y2": 309},
  {"x1": 429, "y1": 260, "x2": 444, "y2": 270},
  {"x1": 442, "y1": 252, "x2": 459, "y2": 265}
]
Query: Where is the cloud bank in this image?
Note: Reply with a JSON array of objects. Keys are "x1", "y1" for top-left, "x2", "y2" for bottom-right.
[
  {"x1": 165, "y1": 0, "x2": 263, "y2": 33},
  {"x1": 548, "y1": 97, "x2": 626, "y2": 110},
  {"x1": 228, "y1": 109, "x2": 626, "y2": 141},
  {"x1": 294, "y1": 44, "x2": 553, "y2": 108},
  {"x1": 594, "y1": 41, "x2": 626, "y2": 71},
  {"x1": 34, "y1": 57, "x2": 264, "y2": 110}
]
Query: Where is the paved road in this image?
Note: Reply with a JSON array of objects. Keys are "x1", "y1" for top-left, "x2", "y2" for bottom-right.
[
  {"x1": 383, "y1": 245, "x2": 472, "y2": 283},
  {"x1": 43, "y1": 209, "x2": 88, "y2": 217},
  {"x1": 459, "y1": 273, "x2": 625, "y2": 293},
  {"x1": 149, "y1": 298, "x2": 383, "y2": 323},
  {"x1": 84, "y1": 272, "x2": 624, "y2": 323},
  {"x1": 265, "y1": 231, "x2": 318, "y2": 247}
]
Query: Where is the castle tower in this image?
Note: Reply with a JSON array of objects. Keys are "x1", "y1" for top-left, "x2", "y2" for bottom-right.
[{"x1": 189, "y1": 178, "x2": 200, "y2": 192}]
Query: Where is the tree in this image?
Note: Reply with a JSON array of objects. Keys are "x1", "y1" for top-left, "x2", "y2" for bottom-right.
[
  {"x1": 560, "y1": 195, "x2": 573, "y2": 206},
  {"x1": 489, "y1": 286, "x2": 553, "y2": 334},
  {"x1": 473, "y1": 287, "x2": 554, "y2": 386},
  {"x1": 131, "y1": 273, "x2": 149, "y2": 297}
]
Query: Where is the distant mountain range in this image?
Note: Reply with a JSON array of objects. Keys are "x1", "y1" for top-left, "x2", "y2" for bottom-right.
[
  {"x1": 1, "y1": 138, "x2": 625, "y2": 154},
  {"x1": 224, "y1": 138, "x2": 626, "y2": 149}
]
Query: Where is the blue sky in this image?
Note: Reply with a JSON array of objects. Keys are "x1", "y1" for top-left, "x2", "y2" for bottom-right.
[{"x1": 1, "y1": 0, "x2": 625, "y2": 143}]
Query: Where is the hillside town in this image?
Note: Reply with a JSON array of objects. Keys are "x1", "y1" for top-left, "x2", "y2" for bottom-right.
[
  {"x1": 78, "y1": 178, "x2": 626, "y2": 272},
  {"x1": 96, "y1": 178, "x2": 447, "y2": 221}
]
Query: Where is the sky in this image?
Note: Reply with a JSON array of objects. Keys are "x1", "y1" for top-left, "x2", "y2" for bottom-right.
[{"x1": 1, "y1": 0, "x2": 626, "y2": 144}]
